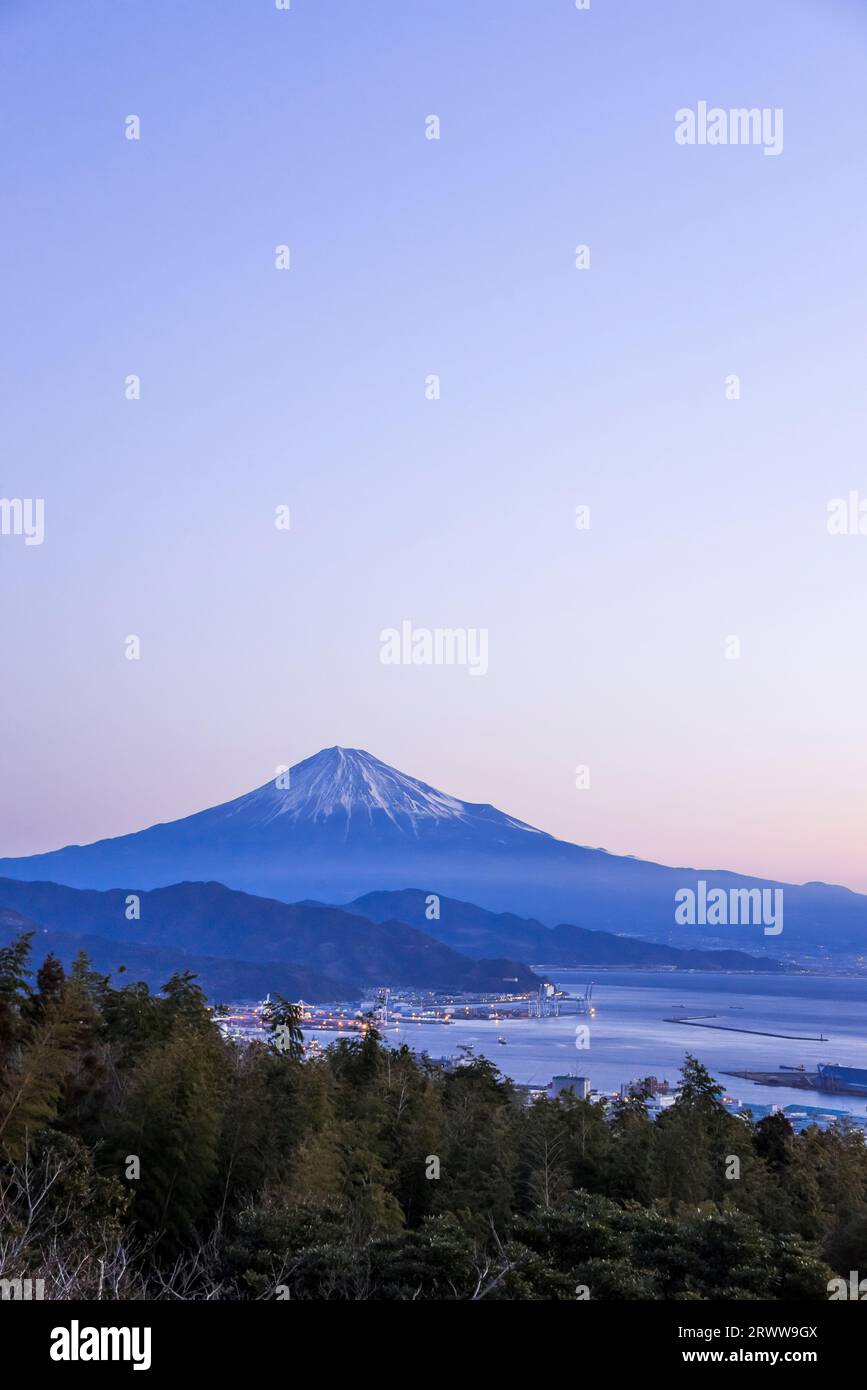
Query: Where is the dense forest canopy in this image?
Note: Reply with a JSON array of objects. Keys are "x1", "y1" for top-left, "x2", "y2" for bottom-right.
[{"x1": 1, "y1": 934, "x2": 864, "y2": 1300}]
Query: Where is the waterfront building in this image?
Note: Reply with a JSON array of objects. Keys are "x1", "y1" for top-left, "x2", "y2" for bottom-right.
[{"x1": 549, "y1": 1074, "x2": 590, "y2": 1101}]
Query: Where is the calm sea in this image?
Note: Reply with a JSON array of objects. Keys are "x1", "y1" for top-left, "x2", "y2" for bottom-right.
[{"x1": 313, "y1": 971, "x2": 867, "y2": 1115}]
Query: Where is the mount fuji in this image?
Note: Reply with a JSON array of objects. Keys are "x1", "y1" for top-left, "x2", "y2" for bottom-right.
[{"x1": 1, "y1": 746, "x2": 865, "y2": 953}]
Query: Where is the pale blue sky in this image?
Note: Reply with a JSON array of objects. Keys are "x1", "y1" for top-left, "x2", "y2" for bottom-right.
[{"x1": 2, "y1": 0, "x2": 867, "y2": 889}]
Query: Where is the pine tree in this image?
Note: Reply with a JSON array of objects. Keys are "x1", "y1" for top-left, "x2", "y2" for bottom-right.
[{"x1": 0, "y1": 931, "x2": 33, "y2": 1064}]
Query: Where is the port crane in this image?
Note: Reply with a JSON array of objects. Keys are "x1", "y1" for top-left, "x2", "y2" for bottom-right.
[
  {"x1": 529, "y1": 983, "x2": 561, "y2": 1018},
  {"x1": 574, "y1": 982, "x2": 595, "y2": 1016}
]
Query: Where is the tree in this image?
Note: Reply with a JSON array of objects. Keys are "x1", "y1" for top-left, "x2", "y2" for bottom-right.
[
  {"x1": 0, "y1": 957, "x2": 94, "y2": 1161},
  {"x1": 22, "y1": 953, "x2": 65, "y2": 1025},
  {"x1": 260, "y1": 994, "x2": 304, "y2": 1062},
  {"x1": 0, "y1": 932, "x2": 33, "y2": 1069},
  {"x1": 111, "y1": 1027, "x2": 230, "y2": 1253},
  {"x1": 521, "y1": 1098, "x2": 573, "y2": 1211}
]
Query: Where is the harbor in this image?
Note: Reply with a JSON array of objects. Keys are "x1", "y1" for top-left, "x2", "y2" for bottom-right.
[{"x1": 217, "y1": 971, "x2": 867, "y2": 1128}]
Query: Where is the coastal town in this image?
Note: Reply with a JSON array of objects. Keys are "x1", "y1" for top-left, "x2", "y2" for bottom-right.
[{"x1": 214, "y1": 986, "x2": 867, "y2": 1139}]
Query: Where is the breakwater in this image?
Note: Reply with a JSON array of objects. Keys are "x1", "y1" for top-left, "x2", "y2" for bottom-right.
[{"x1": 664, "y1": 1014, "x2": 827, "y2": 1042}]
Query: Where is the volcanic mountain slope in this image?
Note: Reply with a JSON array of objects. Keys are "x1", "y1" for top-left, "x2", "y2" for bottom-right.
[
  {"x1": 0, "y1": 877, "x2": 540, "y2": 998},
  {"x1": 346, "y1": 890, "x2": 786, "y2": 972},
  {"x1": 1, "y1": 746, "x2": 864, "y2": 953}
]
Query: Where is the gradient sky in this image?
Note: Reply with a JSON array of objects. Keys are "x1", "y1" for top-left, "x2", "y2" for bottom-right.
[{"x1": 2, "y1": 0, "x2": 866, "y2": 890}]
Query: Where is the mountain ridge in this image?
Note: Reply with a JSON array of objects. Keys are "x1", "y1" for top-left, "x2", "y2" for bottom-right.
[
  {"x1": 344, "y1": 889, "x2": 787, "y2": 973},
  {"x1": 0, "y1": 876, "x2": 542, "y2": 997}
]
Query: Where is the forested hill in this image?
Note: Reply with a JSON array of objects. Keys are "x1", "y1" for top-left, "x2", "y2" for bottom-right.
[{"x1": 0, "y1": 933, "x2": 863, "y2": 1300}]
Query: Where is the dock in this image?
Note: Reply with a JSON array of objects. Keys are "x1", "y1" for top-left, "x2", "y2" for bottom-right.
[{"x1": 724, "y1": 1063, "x2": 867, "y2": 1101}]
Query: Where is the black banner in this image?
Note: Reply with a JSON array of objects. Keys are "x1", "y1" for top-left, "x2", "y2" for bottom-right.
[{"x1": 4, "y1": 1298, "x2": 861, "y2": 1376}]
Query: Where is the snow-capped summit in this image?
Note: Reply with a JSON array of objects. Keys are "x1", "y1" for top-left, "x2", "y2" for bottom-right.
[
  {"x1": 214, "y1": 746, "x2": 542, "y2": 837},
  {"x1": 225, "y1": 747, "x2": 469, "y2": 829}
]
